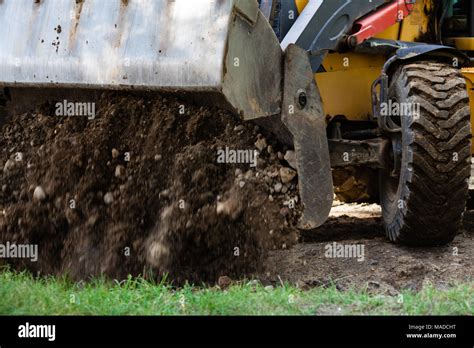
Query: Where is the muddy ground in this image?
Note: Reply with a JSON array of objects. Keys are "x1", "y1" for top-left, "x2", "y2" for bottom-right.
[
  {"x1": 0, "y1": 91, "x2": 473, "y2": 291},
  {"x1": 263, "y1": 204, "x2": 474, "y2": 293}
]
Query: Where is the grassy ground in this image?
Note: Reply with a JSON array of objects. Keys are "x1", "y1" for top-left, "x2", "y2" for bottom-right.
[{"x1": 0, "y1": 269, "x2": 472, "y2": 315}]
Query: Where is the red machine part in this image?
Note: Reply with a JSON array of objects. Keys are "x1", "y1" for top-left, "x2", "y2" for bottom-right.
[{"x1": 347, "y1": 0, "x2": 416, "y2": 47}]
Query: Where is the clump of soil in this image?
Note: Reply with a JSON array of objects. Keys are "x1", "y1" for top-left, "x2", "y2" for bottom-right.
[{"x1": 0, "y1": 91, "x2": 300, "y2": 284}]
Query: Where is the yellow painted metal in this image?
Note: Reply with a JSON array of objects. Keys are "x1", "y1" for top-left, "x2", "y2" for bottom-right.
[
  {"x1": 318, "y1": 53, "x2": 386, "y2": 121},
  {"x1": 322, "y1": 52, "x2": 386, "y2": 72},
  {"x1": 398, "y1": 0, "x2": 432, "y2": 42},
  {"x1": 447, "y1": 38, "x2": 474, "y2": 51},
  {"x1": 461, "y1": 69, "x2": 474, "y2": 154},
  {"x1": 295, "y1": 0, "x2": 308, "y2": 14},
  {"x1": 375, "y1": 24, "x2": 401, "y2": 41},
  {"x1": 316, "y1": 66, "x2": 382, "y2": 121}
]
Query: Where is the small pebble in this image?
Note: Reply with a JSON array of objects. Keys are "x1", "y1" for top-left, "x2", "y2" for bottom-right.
[
  {"x1": 33, "y1": 186, "x2": 46, "y2": 202},
  {"x1": 284, "y1": 150, "x2": 298, "y2": 169},
  {"x1": 280, "y1": 167, "x2": 297, "y2": 184},
  {"x1": 104, "y1": 192, "x2": 114, "y2": 205},
  {"x1": 3, "y1": 159, "x2": 15, "y2": 172},
  {"x1": 234, "y1": 125, "x2": 244, "y2": 132},
  {"x1": 115, "y1": 165, "x2": 126, "y2": 178},
  {"x1": 255, "y1": 138, "x2": 267, "y2": 152},
  {"x1": 274, "y1": 183, "x2": 283, "y2": 193}
]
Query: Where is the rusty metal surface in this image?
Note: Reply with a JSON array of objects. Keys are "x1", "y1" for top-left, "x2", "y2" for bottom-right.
[
  {"x1": 328, "y1": 138, "x2": 390, "y2": 169},
  {"x1": 281, "y1": 44, "x2": 333, "y2": 230},
  {"x1": 223, "y1": 9, "x2": 282, "y2": 119},
  {"x1": 0, "y1": 0, "x2": 282, "y2": 119}
]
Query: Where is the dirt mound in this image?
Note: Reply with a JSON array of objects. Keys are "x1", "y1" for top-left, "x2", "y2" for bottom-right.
[{"x1": 0, "y1": 92, "x2": 300, "y2": 284}]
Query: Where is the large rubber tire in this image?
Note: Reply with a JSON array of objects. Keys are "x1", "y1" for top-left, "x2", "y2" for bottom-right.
[{"x1": 380, "y1": 61, "x2": 472, "y2": 246}]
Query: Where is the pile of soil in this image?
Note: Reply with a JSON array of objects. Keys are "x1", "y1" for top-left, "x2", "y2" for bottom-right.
[{"x1": 0, "y1": 91, "x2": 301, "y2": 284}]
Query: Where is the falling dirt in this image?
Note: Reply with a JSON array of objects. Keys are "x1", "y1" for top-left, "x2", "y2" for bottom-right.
[
  {"x1": 0, "y1": 92, "x2": 299, "y2": 285},
  {"x1": 0, "y1": 91, "x2": 473, "y2": 291}
]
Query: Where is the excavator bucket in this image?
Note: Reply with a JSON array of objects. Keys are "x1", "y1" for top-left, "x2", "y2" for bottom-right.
[
  {"x1": 0, "y1": 0, "x2": 333, "y2": 228},
  {"x1": 0, "y1": 0, "x2": 282, "y2": 119}
]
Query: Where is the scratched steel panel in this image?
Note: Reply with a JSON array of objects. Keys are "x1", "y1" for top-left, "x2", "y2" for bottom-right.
[{"x1": 0, "y1": 0, "x2": 233, "y2": 90}]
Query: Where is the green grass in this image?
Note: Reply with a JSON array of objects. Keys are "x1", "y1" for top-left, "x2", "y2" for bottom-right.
[{"x1": 0, "y1": 269, "x2": 472, "y2": 315}]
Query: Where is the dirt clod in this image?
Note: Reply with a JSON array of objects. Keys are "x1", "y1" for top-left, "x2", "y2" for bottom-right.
[
  {"x1": 3, "y1": 159, "x2": 15, "y2": 173},
  {"x1": 279, "y1": 167, "x2": 296, "y2": 184},
  {"x1": 111, "y1": 148, "x2": 119, "y2": 159},
  {"x1": 217, "y1": 275, "x2": 232, "y2": 289}
]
